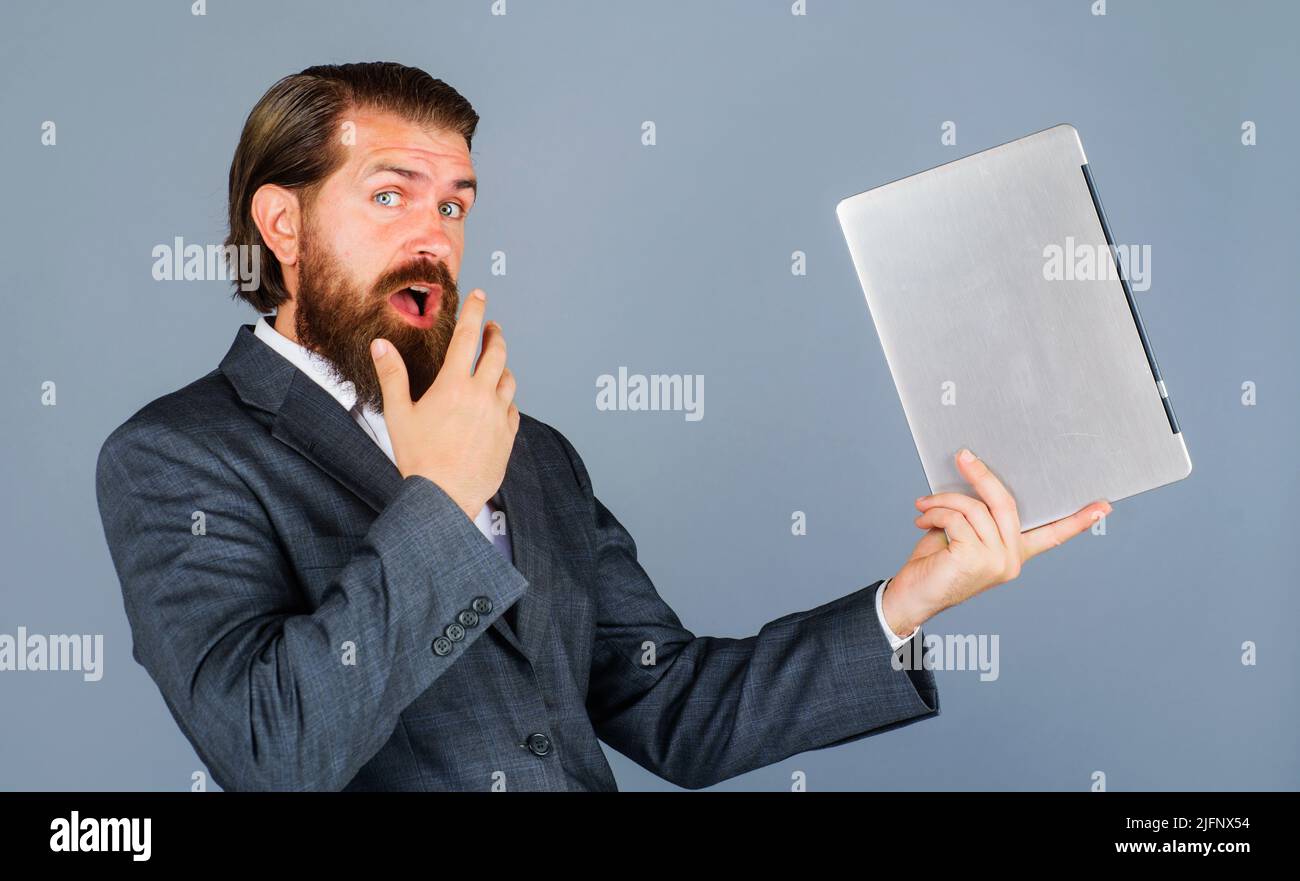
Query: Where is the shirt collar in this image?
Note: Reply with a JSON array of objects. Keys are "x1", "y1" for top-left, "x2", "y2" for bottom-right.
[{"x1": 253, "y1": 314, "x2": 359, "y2": 412}]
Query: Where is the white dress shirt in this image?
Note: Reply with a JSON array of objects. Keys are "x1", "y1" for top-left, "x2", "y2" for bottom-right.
[{"x1": 253, "y1": 315, "x2": 917, "y2": 649}]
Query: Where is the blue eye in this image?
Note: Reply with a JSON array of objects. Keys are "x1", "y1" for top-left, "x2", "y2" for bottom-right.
[
  {"x1": 374, "y1": 191, "x2": 402, "y2": 207},
  {"x1": 440, "y1": 202, "x2": 463, "y2": 219}
]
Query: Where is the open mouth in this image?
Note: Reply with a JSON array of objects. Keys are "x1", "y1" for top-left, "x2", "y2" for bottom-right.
[{"x1": 388, "y1": 283, "x2": 441, "y2": 327}]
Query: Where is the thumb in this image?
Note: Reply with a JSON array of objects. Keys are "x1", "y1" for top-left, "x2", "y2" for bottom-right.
[{"x1": 370, "y1": 338, "x2": 411, "y2": 417}]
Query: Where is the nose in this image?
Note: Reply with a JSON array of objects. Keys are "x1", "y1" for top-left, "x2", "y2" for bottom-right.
[{"x1": 407, "y1": 209, "x2": 456, "y2": 263}]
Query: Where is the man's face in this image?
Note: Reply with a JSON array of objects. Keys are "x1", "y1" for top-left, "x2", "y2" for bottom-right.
[{"x1": 289, "y1": 109, "x2": 478, "y2": 412}]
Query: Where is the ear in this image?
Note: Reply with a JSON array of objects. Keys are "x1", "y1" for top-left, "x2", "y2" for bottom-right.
[{"x1": 250, "y1": 184, "x2": 305, "y2": 270}]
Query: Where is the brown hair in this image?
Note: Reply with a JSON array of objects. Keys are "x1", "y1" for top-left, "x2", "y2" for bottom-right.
[{"x1": 224, "y1": 62, "x2": 479, "y2": 312}]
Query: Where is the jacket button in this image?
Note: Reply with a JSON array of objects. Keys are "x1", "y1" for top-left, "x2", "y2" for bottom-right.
[
  {"x1": 445, "y1": 622, "x2": 465, "y2": 642},
  {"x1": 457, "y1": 609, "x2": 480, "y2": 628},
  {"x1": 524, "y1": 733, "x2": 552, "y2": 757},
  {"x1": 432, "y1": 637, "x2": 453, "y2": 657},
  {"x1": 471, "y1": 596, "x2": 493, "y2": 615}
]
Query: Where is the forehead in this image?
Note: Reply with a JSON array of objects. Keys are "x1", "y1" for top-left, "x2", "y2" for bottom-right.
[{"x1": 338, "y1": 108, "x2": 474, "y2": 181}]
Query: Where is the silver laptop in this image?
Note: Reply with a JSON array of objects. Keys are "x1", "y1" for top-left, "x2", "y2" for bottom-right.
[{"x1": 836, "y1": 124, "x2": 1191, "y2": 530}]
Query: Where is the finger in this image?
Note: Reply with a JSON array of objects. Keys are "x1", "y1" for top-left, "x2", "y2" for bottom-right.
[
  {"x1": 475, "y1": 321, "x2": 507, "y2": 384},
  {"x1": 1021, "y1": 500, "x2": 1112, "y2": 560},
  {"x1": 955, "y1": 449, "x2": 1022, "y2": 550},
  {"x1": 370, "y1": 338, "x2": 412, "y2": 417},
  {"x1": 507, "y1": 402, "x2": 520, "y2": 433},
  {"x1": 914, "y1": 506, "x2": 979, "y2": 546},
  {"x1": 496, "y1": 365, "x2": 516, "y2": 403},
  {"x1": 445, "y1": 288, "x2": 488, "y2": 374},
  {"x1": 909, "y1": 527, "x2": 950, "y2": 561},
  {"x1": 916, "y1": 492, "x2": 1001, "y2": 549}
]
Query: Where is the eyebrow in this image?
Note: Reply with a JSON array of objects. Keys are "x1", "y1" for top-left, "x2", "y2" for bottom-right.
[{"x1": 361, "y1": 162, "x2": 477, "y2": 197}]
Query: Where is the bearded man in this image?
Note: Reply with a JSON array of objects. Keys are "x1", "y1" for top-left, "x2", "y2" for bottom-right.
[{"x1": 95, "y1": 62, "x2": 1106, "y2": 792}]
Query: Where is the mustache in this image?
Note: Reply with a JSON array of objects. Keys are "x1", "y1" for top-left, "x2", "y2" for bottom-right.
[{"x1": 371, "y1": 259, "x2": 457, "y2": 297}]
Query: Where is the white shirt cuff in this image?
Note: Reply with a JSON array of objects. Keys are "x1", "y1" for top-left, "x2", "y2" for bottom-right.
[{"x1": 875, "y1": 577, "x2": 920, "y2": 651}]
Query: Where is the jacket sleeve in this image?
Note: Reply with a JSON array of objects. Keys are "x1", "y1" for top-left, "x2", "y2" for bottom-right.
[
  {"x1": 95, "y1": 418, "x2": 528, "y2": 792},
  {"x1": 547, "y1": 426, "x2": 940, "y2": 790}
]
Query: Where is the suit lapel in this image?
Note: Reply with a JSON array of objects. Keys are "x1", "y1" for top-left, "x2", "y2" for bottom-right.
[
  {"x1": 492, "y1": 427, "x2": 553, "y2": 657},
  {"x1": 272, "y1": 370, "x2": 405, "y2": 513},
  {"x1": 219, "y1": 323, "x2": 550, "y2": 662}
]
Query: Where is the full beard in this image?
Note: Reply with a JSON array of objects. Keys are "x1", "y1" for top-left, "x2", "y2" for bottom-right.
[{"x1": 292, "y1": 228, "x2": 460, "y2": 414}]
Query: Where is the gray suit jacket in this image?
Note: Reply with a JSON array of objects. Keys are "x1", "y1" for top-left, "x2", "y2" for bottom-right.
[{"x1": 95, "y1": 323, "x2": 940, "y2": 791}]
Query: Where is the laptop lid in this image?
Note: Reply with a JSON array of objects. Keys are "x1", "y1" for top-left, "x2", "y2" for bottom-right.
[{"x1": 836, "y1": 124, "x2": 1191, "y2": 530}]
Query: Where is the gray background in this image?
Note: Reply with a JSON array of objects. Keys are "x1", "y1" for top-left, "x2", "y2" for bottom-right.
[{"x1": 1, "y1": 0, "x2": 1295, "y2": 791}]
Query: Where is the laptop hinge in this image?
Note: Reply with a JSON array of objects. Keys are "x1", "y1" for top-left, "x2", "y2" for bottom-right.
[{"x1": 1080, "y1": 162, "x2": 1181, "y2": 435}]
